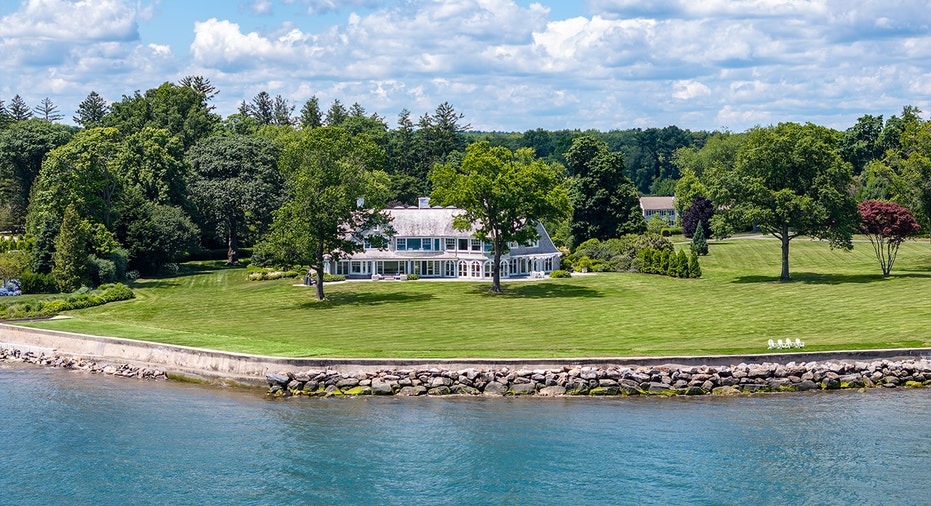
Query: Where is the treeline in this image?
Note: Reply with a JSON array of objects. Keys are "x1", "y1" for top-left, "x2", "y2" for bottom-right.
[{"x1": 1, "y1": 75, "x2": 928, "y2": 292}]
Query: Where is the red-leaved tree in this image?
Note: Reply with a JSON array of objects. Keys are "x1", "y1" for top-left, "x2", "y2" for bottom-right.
[{"x1": 858, "y1": 200, "x2": 920, "y2": 276}]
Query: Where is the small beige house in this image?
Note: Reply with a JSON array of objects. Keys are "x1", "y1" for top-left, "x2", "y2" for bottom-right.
[{"x1": 639, "y1": 196, "x2": 677, "y2": 226}]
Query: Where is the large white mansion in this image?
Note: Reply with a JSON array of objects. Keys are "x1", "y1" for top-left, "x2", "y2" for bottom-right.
[{"x1": 325, "y1": 198, "x2": 562, "y2": 280}]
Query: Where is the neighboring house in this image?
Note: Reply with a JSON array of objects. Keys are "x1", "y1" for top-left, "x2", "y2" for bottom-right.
[
  {"x1": 639, "y1": 196, "x2": 677, "y2": 226},
  {"x1": 326, "y1": 198, "x2": 562, "y2": 279}
]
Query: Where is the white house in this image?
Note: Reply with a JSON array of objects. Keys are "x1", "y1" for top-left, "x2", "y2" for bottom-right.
[
  {"x1": 639, "y1": 196, "x2": 677, "y2": 226},
  {"x1": 326, "y1": 198, "x2": 562, "y2": 280}
]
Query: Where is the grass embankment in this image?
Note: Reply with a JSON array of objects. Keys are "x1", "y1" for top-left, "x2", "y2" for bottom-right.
[{"x1": 16, "y1": 237, "x2": 931, "y2": 358}]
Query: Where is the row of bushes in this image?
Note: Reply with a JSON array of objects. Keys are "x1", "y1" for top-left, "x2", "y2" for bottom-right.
[
  {"x1": 571, "y1": 233, "x2": 674, "y2": 273},
  {"x1": 638, "y1": 248, "x2": 702, "y2": 278},
  {"x1": 0, "y1": 283, "x2": 135, "y2": 319},
  {"x1": 246, "y1": 265, "x2": 346, "y2": 283}
]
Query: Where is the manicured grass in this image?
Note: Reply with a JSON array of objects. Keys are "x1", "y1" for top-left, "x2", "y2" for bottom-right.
[{"x1": 17, "y1": 237, "x2": 931, "y2": 358}]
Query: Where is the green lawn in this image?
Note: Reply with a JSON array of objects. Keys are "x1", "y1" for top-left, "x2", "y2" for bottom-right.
[{"x1": 16, "y1": 237, "x2": 931, "y2": 358}]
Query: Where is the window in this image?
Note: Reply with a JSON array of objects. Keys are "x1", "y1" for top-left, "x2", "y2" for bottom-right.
[
  {"x1": 470, "y1": 239, "x2": 482, "y2": 251},
  {"x1": 445, "y1": 261, "x2": 456, "y2": 277},
  {"x1": 458, "y1": 238, "x2": 469, "y2": 251},
  {"x1": 396, "y1": 238, "x2": 407, "y2": 251},
  {"x1": 445, "y1": 238, "x2": 455, "y2": 251}
]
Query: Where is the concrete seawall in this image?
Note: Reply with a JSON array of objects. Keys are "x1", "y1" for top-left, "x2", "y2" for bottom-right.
[{"x1": 3, "y1": 322, "x2": 931, "y2": 387}]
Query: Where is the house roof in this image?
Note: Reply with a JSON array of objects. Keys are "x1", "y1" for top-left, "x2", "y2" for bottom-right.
[
  {"x1": 373, "y1": 205, "x2": 559, "y2": 256},
  {"x1": 639, "y1": 196, "x2": 676, "y2": 211}
]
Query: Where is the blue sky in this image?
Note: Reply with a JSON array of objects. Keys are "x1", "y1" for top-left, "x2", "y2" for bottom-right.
[{"x1": 1, "y1": 0, "x2": 930, "y2": 132}]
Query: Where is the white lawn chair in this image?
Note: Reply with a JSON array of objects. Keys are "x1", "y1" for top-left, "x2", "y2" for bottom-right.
[
  {"x1": 795, "y1": 338, "x2": 805, "y2": 348},
  {"x1": 768, "y1": 339, "x2": 777, "y2": 349}
]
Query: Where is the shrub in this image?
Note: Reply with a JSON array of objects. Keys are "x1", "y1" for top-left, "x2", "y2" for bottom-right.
[
  {"x1": 661, "y1": 227, "x2": 682, "y2": 237},
  {"x1": 0, "y1": 283, "x2": 133, "y2": 319},
  {"x1": 688, "y1": 252, "x2": 702, "y2": 278},
  {"x1": 88, "y1": 255, "x2": 118, "y2": 285},
  {"x1": 405, "y1": 273, "x2": 420, "y2": 281},
  {"x1": 676, "y1": 250, "x2": 689, "y2": 278},
  {"x1": 323, "y1": 274, "x2": 346, "y2": 282},
  {"x1": 549, "y1": 269, "x2": 571, "y2": 278},
  {"x1": 690, "y1": 222, "x2": 709, "y2": 256},
  {"x1": 575, "y1": 256, "x2": 593, "y2": 273},
  {"x1": 19, "y1": 270, "x2": 57, "y2": 294},
  {"x1": 0, "y1": 279, "x2": 22, "y2": 296}
]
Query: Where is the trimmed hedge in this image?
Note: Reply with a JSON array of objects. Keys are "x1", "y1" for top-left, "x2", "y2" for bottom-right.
[
  {"x1": 0, "y1": 283, "x2": 135, "y2": 319},
  {"x1": 549, "y1": 269, "x2": 572, "y2": 278}
]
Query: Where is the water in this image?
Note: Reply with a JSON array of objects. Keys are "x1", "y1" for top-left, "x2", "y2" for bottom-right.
[{"x1": 2, "y1": 363, "x2": 929, "y2": 505}]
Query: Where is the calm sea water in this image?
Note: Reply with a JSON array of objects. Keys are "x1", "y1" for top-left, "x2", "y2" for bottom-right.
[{"x1": 1, "y1": 363, "x2": 929, "y2": 505}]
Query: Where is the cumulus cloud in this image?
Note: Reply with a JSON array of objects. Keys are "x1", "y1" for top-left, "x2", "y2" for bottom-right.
[{"x1": 0, "y1": 0, "x2": 139, "y2": 42}]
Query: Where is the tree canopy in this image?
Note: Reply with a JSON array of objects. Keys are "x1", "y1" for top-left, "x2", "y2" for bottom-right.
[
  {"x1": 706, "y1": 122, "x2": 858, "y2": 281},
  {"x1": 256, "y1": 127, "x2": 390, "y2": 300},
  {"x1": 429, "y1": 141, "x2": 571, "y2": 292}
]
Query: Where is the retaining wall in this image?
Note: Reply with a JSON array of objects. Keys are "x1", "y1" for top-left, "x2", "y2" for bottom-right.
[{"x1": 2, "y1": 322, "x2": 931, "y2": 389}]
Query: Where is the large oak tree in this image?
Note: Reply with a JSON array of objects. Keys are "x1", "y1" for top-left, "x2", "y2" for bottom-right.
[
  {"x1": 429, "y1": 141, "x2": 571, "y2": 293},
  {"x1": 706, "y1": 122, "x2": 857, "y2": 281}
]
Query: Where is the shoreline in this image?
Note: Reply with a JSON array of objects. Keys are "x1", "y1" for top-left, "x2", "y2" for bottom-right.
[{"x1": 2, "y1": 322, "x2": 931, "y2": 396}]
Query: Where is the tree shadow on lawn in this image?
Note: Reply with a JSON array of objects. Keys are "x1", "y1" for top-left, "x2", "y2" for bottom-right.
[
  {"x1": 296, "y1": 291, "x2": 435, "y2": 310},
  {"x1": 731, "y1": 271, "x2": 931, "y2": 285},
  {"x1": 471, "y1": 282, "x2": 604, "y2": 299}
]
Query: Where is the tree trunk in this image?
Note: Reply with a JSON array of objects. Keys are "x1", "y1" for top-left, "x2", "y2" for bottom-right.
[
  {"x1": 227, "y1": 225, "x2": 239, "y2": 265},
  {"x1": 314, "y1": 265, "x2": 325, "y2": 301},
  {"x1": 780, "y1": 227, "x2": 791, "y2": 281},
  {"x1": 314, "y1": 240, "x2": 325, "y2": 300},
  {"x1": 491, "y1": 239, "x2": 502, "y2": 293}
]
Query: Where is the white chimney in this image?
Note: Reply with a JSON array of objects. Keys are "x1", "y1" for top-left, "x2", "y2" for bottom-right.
[{"x1": 418, "y1": 196, "x2": 430, "y2": 209}]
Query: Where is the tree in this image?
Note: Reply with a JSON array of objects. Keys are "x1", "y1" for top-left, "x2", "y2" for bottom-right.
[
  {"x1": 325, "y1": 99, "x2": 348, "y2": 127},
  {"x1": 34, "y1": 97, "x2": 63, "y2": 123},
  {"x1": 0, "y1": 250, "x2": 28, "y2": 285},
  {"x1": 29, "y1": 127, "x2": 122, "y2": 228},
  {"x1": 178, "y1": 75, "x2": 218, "y2": 110},
  {"x1": 706, "y1": 123, "x2": 857, "y2": 281},
  {"x1": 114, "y1": 189, "x2": 199, "y2": 274},
  {"x1": 681, "y1": 196, "x2": 714, "y2": 238},
  {"x1": 255, "y1": 126, "x2": 390, "y2": 300},
  {"x1": 105, "y1": 82, "x2": 218, "y2": 150},
  {"x1": 690, "y1": 220, "x2": 708, "y2": 256},
  {"x1": 858, "y1": 200, "x2": 920, "y2": 276},
  {"x1": 272, "y1": 95, "x2": 294, "y2": 126},
  {"x1": 565, "y1": 135, "x2": 644, "y2": 243},
  {"x1": 116, "y1": 127, "x2": 187, "y2": 206},
  {"x1": 840, "y1": 114, "x2": 884, "y2": 175},
  {"x1": 0, "y1": 99, "x2": 10, "y2": 127},
  {"x1": 429, "y1": 141, "x2": 571, "y2": 293},
  {"x1": 868, "y1": 112, "x2": 931, "y2": 238},
  {"x1": 9, "y1": 95, "x2": 32, "y2": 121},
  {"x1": 299, "y1": 96, "x2": 322, "y2": 129},
  {"x1": 73, "y1": 91, "x2": 110, "y2": 127},
  {"x1": 0, "y1": 119, "x2": 73, "y2": 231},
  {"x1": 187, "y1": 134, "x2": 283, "y2": 264},
  {"x1": 51, "y1": 205, "x2": 90, "y2": 292}
]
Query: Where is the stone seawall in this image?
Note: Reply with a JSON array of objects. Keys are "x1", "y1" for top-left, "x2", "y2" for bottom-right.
[
  {"x1": 264, "y1": 358, "x2": 931, "y2": 397},
  {"x1": 3, "y1": 322, "x2": 931, "y2": 396}
]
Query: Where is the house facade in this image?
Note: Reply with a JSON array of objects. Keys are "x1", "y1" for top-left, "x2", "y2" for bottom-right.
[
  {"x1": 325, "y1": 200, "x2": 562, "y2": 280},
  {"x1": 639, "y1": 196, "x2": 677, "y2": 226}
]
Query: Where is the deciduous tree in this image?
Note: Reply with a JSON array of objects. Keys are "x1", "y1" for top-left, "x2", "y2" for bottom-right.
[
  {"x1": 706, "y1": 123, "x2": 857, "y2": 281},
  {"x1": 255, "y1": 127, "x2": 390, "y2": 300},
  {"x1": 187, "y1": 134, "x2": 283, "y2": 264},
  {"x1": 429, "y1": 141, "x2": 571, "y2": 293},
  {"x1": 565, "y1": 135, "x2": 644, "y2": 243},
  {"x1": 858, "y1": 200, "x2": 920, "y2": 276}
]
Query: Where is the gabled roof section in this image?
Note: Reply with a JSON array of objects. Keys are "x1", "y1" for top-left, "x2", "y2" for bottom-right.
[
  {"x1": 639, "y1": 196, "x2": 676, "y2": 211},
  {"x1": 387, "y1": 206, "x2": 473, "y2": 238}
]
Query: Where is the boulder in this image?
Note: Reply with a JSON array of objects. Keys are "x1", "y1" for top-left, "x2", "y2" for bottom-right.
[
  {"x1": 538, "y1": 386, "x2": 566, "y2": 397},
  {"x1": 483, "y1": 381, "x2": 509, "y2": 396}
]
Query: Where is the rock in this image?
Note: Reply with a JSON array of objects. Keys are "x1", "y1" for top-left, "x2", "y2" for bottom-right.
[
  {"x1": 266, "y1": 373, "x2": 290, "y2": 386},
  {"x1": 711, "y1": 386, "x2": 740, "y2": 395},
  {"x1": 646, "y1": 382, "x2": 674, "y2": 394},
  {"x1": 821, "y1": 377, "x2": 840, "y2": 390},
  {"x1": 538, "y1": 386, "x2": 566, "y2": 397},
  {"x1": 450, "y1": 384, "x2": 480, "y2": 395},
  {"x1": 428, "y1": 386, "x2": 452, "y2": 395},
  {"x1": 396, "y1": 386, "x2": 427, "y2": 396},
  {"x1": 589, "y1": 385, "x2": 619, "y2": 395},
  {"x1": 371, "y1": 379, "x2": 394, "y2": 395},
  {"x1": 618, "y1": 380, "x2": 641, "y2": 395},
  {"x1": 483, "y1": 381, "x2": 509, "y2": 396},
  {"x1": 510, "y1": 383, "x2": 538, "y2": 395}
]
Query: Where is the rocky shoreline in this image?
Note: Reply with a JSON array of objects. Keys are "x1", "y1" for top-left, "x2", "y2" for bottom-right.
[
  {"x1": 0, "y1": 346, "x2": 168, "y2": 381},
  {"x1": 3, "y1": 344, "x2": 930, "y2": 397},
  {"x1": 265, "y1": 358, "x2": 931, "y2": 397}
]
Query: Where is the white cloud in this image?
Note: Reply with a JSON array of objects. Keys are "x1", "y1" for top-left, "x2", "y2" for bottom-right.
[
  {"x1": 672, "y1": 80, "x2": 711, "y2": 100},
  {"x1": 0, "y1": 0, "x2": 138, "y2": 42}
]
